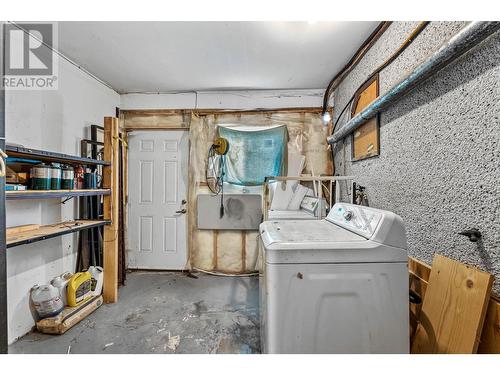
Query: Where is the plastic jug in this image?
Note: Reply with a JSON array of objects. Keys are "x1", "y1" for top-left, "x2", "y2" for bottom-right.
[
  {"x1": 67, "y1": 271, "x2": 92, "y2": 307},
  {"x1": 50, "y1": 272, "x2": 72, "y2": 306},
  {"x1": 88, "y1": 266, "x2": 103, "y2": 296},
  {"x1": 31, "y1": 284, "x2": 64, "y2": 319}
]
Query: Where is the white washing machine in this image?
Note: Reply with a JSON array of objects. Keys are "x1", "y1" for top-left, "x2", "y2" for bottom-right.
[{"x1": 259, "y1": 202, "x2": 409, "y2": 354}]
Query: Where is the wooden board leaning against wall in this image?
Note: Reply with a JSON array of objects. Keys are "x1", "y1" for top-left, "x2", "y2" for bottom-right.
[
  {"x1": 121, "y1": 108, "x2": 333, "y2": 275},
  {"x1": 409, "y1": 255, "x2": 499, "y2": 354}
]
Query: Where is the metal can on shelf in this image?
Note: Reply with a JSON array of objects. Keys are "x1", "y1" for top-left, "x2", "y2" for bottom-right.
[
  {"x1": 30, "y1": 164, "x2": 51, "y2": 190},
  {"x1": 83, "y1": 171, "x2": 97, "y2": 189},
  {"x1": 61, "y1": 165, "x2": 74, "y2": 190},
  {"x1": 50, "y1": 164, "x2": 62, "y2": 190}
]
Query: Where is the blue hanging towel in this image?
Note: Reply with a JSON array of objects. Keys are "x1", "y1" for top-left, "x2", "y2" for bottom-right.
[{"x1": 218, "y1": 125, "x2": 288, "y2": 186}]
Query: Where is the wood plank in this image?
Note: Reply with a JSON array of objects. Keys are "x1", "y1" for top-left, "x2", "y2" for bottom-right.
[
  {"x1": 103, "y1": 117, "x2": 119, "y2": 303},
  {"x1": 122, "y1": 107, "x2": 326, "y2": 117},
  {"x1": 409, "y1": 271, "x2": 428, "y2": 344},
  {"x1": 409, "y1": 256, "x2": 499, "y2": 353},
  {"x1": 411, "y1": 254, "x2": 494, "y2": 353},
  {"x1": 409, "y1": 256, "x2": 431, "y2": 281},
  {"x1": 6, "y1": 224, "x2": 40, "y2": 236},
  {"x1": 120, "y1": 130, "x2": 128, "y2": 285},
  {"x1": 352, "y1": 117, "x2": 379, "y2": 160},
  {"x1": 353, "y1": 78, "x2": 378, "y2": 113},
  {"x1": 409, "y1": 255, "x2": 431, "y2": 336},
  {"x1": 241, "y1": 231, "x2": 246, "y2": 272},
  {"x1": 477, "y1": 297, "x2": 500, "y2": 353},
  {"x1": 36, "y1": 296, "x2": 103, "y2": 335},
  {"x1": 213, "y1": 230, "x2": 218, "y2": 270},
  {"x1": 6, "y1": 220, "x2": 109, "y2": 248},
  {"x1": 351, "y1": 75, "x2": 379, "y2": 161},
  {"x1": 122, "y1": 108, "x2": 331, "y2": 130}
]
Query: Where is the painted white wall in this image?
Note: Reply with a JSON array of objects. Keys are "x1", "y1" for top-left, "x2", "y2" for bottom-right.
[
  {"x1": 5, "y1": 50, "x2": 119, "y2": 343},
  {"x1": 120, "y1": 89, "x2": 327, "y2": 110}
]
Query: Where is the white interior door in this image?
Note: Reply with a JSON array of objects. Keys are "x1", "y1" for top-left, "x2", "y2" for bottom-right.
[{"x1": 127, "y1": 130, "x2": 188, "y2": 270}]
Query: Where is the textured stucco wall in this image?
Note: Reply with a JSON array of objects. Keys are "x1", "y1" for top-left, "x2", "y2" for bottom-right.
[{"x1": 333, "y1": 22, "x2": 500, "y2": 294}]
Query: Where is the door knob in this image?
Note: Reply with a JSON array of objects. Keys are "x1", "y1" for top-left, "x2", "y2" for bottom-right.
[{"x1": 175, "y1": 208, "x2": 187, "y2": 214}]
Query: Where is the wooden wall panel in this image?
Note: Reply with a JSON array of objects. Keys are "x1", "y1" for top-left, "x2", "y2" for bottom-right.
[{"x1": 351, "y1": 75, "x2": 379, "y2": 161}]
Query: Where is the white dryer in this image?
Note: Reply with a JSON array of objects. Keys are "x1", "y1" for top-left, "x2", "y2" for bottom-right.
[{"x1": 259, "y1": 202, "x2": 409, "y2": 354}]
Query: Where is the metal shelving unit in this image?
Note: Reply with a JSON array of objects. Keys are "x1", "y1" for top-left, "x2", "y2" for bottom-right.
[
  {"x1": 4, "y1": 146, "x2": 111, "y2": 249},
  {"x1": 1, "y1": 142, "x2": 112, "y2": 350},
  {"x1": 1, "y1": 21, "x2": 7, "y2": 354},
  {"x1": 6, "y1": 188, "x2": 111, "y2": 200},
  {"x1": 5, "y1": 144, "x2": 111, "y2": 166},
  {"x1": 6, "y1": 220, "x2": 111, "y2": 248}
]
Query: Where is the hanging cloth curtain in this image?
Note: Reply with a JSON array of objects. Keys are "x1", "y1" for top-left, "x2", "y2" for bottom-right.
[{"x1": 218, "y1": 125, "x2": 288, "y2": 186}]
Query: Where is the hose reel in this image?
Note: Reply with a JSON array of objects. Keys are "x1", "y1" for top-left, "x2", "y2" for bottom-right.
[
  {"x1": 206, "y1": 137, "x2": 229, "y2": 217},
  {"x1": 212, "y1": 137, "x2": 229, "y2": 156}
]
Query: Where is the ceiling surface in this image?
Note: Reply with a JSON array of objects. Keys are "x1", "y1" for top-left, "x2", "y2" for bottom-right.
[{"x1": 57, "y1": 21, "x2": 379, "y2": 94}]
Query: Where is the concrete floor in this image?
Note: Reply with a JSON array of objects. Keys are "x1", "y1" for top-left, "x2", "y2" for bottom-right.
[{"x1": 10, "y1": 271, "x2": 260, "y2": 354}]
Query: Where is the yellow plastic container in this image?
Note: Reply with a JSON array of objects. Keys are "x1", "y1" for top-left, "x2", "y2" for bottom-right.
[{"x1": 67, "y1": 271, "x2": 92, "y2": 307}]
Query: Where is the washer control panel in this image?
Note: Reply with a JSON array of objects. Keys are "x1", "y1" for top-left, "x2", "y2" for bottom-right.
[{"x1": 327, "y1": 203, "x2": 383, "y2": 239}]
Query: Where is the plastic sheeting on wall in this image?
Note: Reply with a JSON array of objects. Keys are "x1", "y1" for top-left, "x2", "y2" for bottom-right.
[
  {"x1": 218, "y1": 125, "x2": 288, "y2": 186},
  {"x1": 188, "y1": 111, "x2": 332, "y2": 274}
]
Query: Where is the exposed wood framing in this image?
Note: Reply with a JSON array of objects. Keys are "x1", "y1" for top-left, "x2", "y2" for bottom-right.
[
  {"x1": 213, "y1": 230, "x2": 218, "y2": 270},
  {"x1": 117, "y1": 112, "x2": 129, "y2": 284},
  {"x1": 123, "y1": 107, "x2": 327, "y2": 116},
  {"x1": 409, "y1": 255, "x2": 498, "y2": 353},
  {"x1": 124, "y1": 107, "x2": 334, "y2": 274},
  {"x1": 103, "y1": 117, "x2": 120, "y2": 303},
  {"x1": 121, "y1": 107, "x2": 330, "y2": 130},
  {"x1": 121, "y1": 130, "x2": 129, "y2": 283},
  {"x1": 241, "y1": 232, "x2": 246, "y2": 272}
]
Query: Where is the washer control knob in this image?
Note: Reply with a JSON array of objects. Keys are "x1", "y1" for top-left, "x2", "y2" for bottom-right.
[{"x1": 343, "y1": 210, "x2": 354, "y2": 221}]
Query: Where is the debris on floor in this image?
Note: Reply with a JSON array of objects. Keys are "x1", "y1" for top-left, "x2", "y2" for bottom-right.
[
  {"x1": 165, "y1": 332, "x2": 180, "y2": 351},
  {"x1": 10, "y1": 272, "x2": 260, "y2": 354}
]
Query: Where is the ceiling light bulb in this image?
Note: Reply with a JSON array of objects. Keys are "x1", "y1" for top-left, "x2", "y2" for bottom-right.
[{"x1": 322, "y1": 112, "x2": 331, "y2": 124}]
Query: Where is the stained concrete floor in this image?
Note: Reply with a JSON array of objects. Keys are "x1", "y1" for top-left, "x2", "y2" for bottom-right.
[{"x1": 10, "y1": 271, "x2": 260, "y2": 354}]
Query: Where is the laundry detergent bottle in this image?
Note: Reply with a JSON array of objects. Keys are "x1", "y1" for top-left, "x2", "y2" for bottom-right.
[{"x1": 67, "y1": 271, "x2": 92, "y2": 307}]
